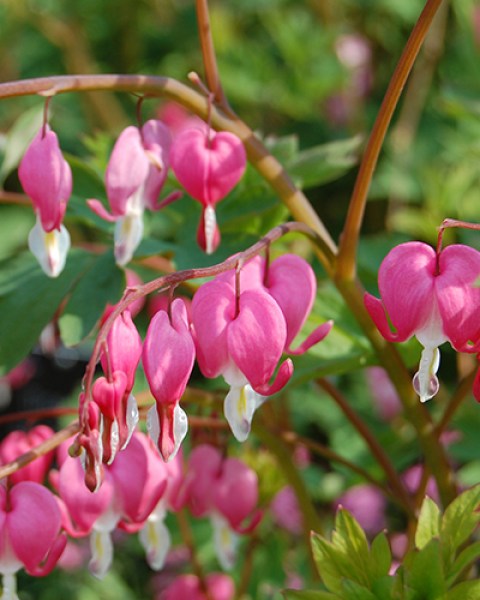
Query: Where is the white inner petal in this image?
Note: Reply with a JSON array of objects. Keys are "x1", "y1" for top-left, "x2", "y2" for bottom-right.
[
  {"x1": 224, "y1": 384, "x2": 264, "y2": 442},
  {"x1": 211, "y1": 513, "x2": 238, "y2": 571},
  {"x1": 122, "y1": 394, "x2": 139, "y2": 450},
  {"x1": 0, "y1": 574, "x2": 19, "y2": 600},
  {"x1": 89, "y1": 530, "x2": 114, "y2": 580},
  {"x1": 204, "y1": 205, "x2": 217, "y2": 255},
  {"x1": 413, "y1": 346, "x2": 441, "y2": 403},
  {"x1": 139, "y1": 512, "x2": 171, "y2": 571},
  {"x1": 28, "y1": 217, "x2": 71, "y2": 278},
  {"x1": 114, "y1": 190, "x2": 145, "y2": 266},
  {"x1": 170, "y1": 404, "x2": 188, "y2": 461}
]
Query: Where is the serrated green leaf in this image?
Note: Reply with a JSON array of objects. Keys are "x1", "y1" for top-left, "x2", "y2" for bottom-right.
[
  {"x1": 402, "y1": 539, "x2": 446, "y2": 599},
  {"x1": 441, "y1": 485, "x2": 480, "y2": 569},
  {"x1": 0, "y1": 104, "x2": 44, "y2": 184},
  {"x1": 370, "y1": 532, "x2": 392, "y2": 580},
  {"x1": 286, "y1": 135, "x2": 362, "y2": 189},
  {"x1": 340, "y1": 579, "x2": 378, "y2": 600},
  {"x1": 311, "y1": 534, "x2": 353, "y2": 594},
  {"x1": 333, "y1": 509, "x2": 371, "y2": 583},
  {"x1": 0, "y1": 250, "x2": 93, "y2": 374},
  {"x1": 446, "y1": 580, "x2": 480, "y2": 600},
  {"x1": 59, "y1": 251, "x2": 125, "y2": 346},
  {"x1": 415, "y1": 496, "x2": 441, "y2": 550},
  {"x1": 445, "y1": 541, "x2": 480, "y2": 587},
  {"x1": 283, "y1": 590, "x2": 339, "y2": 600}
]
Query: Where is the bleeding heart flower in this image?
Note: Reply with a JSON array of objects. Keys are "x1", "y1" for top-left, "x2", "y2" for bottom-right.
[
  {"x1": 162, "y1": 573, "x2": 235, "y2": 600},
  {"x1": 364, "y1": 241, "x2": 480, "y2": 402},
  {"x1": 0, "y1": 481, "x2": 67, "y2": 599},
  {"x1": 170, "y1": 128, "x2": 246, "y2": 254},
  {"x1": 143, "y1": 299, "x2": 195, "y2": 461},
  {"x1": 191, "y1": 279, "x2": 293, "y2": 441},
  {"x1": 88, "y1": 120, "x2": 179, "y2": 266},
  {"x1": 0, "y1": 425, "x2": 55, "y2": 485},
  {"x1": 18, "y1": 126, "x2": 72, "y2": 277}
]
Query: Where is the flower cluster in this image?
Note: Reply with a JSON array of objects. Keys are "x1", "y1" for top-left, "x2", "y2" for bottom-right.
[
  {"x1": 0, "y1": 427, "x2": 258, "y2": 598},
  {"x1": 19, "y1": 115, "x2": 247, "y2": 276}
]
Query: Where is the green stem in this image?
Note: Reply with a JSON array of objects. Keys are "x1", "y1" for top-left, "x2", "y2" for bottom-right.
[{"x1": 336, "y1": 0, "x2": 445, "y2": 281}]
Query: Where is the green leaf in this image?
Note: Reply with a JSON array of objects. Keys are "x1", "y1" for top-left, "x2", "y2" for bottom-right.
[
  {"x1": 0, "y1": 250, "x2": 93, "y2": 374},
  {"x1": 402, "y1": 539, "x2": 446, "y2": 599},
  {"x1": 286, "y1": 135, "x2": 362, "y2": 189},
  {"x1": 415, "y1": 496, "x2": 441, "y2": 550},
  {"x1": 370, "y1": 532, "x2": 393, "y2": 580},
  {"x1": 445, "y1": 540, "x2": 480, "y2": 587},
  {"x1": 0, "y1": 104, "x2": 44, "y2": 184},
  {"x1": 283, "y1": 591, "x2": 339, "y2": 600},
  {"x1": 59, "y1": 251, "x2": 125, "y2": 346},
  {"x1": 340, "y1": 580, "x2": 377, "y2": 600},
  {"x1": 441, "y1": 485, "x2": 480, "y2": 569},
  {"x1": 333, "y1": 509, "x2": 371, "y2": 585},
  {"x1": 446, "y1": 580, "x2": 480, "y2": 600},
  {"x1": 311, "y1": 534, "x2": 353, "y2": 594}
]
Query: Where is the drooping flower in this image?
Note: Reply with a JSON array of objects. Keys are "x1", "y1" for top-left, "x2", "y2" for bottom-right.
[
  {"x1": 55, "y1": 432, "x2": 167, "y2": 579},
  {"x1": 18, "y1": 126, "x2": 72, "y2": 277},
  {"x1": 0, "y1": 482, "x2": 67, "y2": 599},
  {"x1": 364, "y1": 241, "x2": 480, "y2": 402},
  {"x1": 182, "y1": 445, "x2": 261, "y2": 569},
  {"x1": 92, "y1": 311, "x2": 143, "y2": 465},
  {"x1": 191, "y1": 278, "x2": 293, "y2": 441},
  {"x1": 88, "y1": 120, "x2": 177, "y2": 266},
  {"x1": 143, "y1": 298, "x2": 195, "y2": 461},
  {"x1": 0, "y1": 425, "x2": 55, "y2": 485},
  {"x1": 170, "y1": 128, "x2": 246, "y2": 254}
]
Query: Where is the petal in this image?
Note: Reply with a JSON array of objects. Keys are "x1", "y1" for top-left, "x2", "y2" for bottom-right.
[
  {"x1": 28, "y1": 218, "x2": 70, "y2": 278},
  {"x1": 7, "y1": 482, "x2": 62, "y2": 573},
  {"x1": 211, "y1": 513, "x2": 238, "y2": 571},
  {"x1": 286, "y1": 321, "x2": 333, "y2": 355},
  {"x1": 142, "y1": 299, "x2": 195, "y2": 405},
  {"x1": 147, "y1": 404, "x2": 188, "y2": 462},
  {"x1": 102, "y1": 312, "x2": 142, "y2": 391},
  {"x1": 191, "y1": 280, "x2": 235, "y2": 378},
  {"x1": 89, "y1": 530, "x2": 113, "y2": 579},
  {"x1": 105, "y1": 126, "x2": 149, "y2": 215},
  {"x1": 170, "y1": 129, "x2": 246, "y2": 205},
  {"x1": 113, "y1": 210, "x2": 144, "y2": 266},
  {"x1": 138, "y1": 514, "x2": 171, "y2": 571},
  {"x1": 0, "y1": 574, "x2": 19, "y2": 600},
  {"x1": 436, "y1": 244, "x2": 480, "y2": 351},
  {"x1": 228, "y1": 289, "x2": 287, "y2": 388},
  {"x1": 18, "y1": 126, "x2": 71, "y2": 231},
  {"x1": 197, "y1": 205, "x2": 220, "y2": 255},
  {"x1": 412, "y1": 346, "x2": 441, "y2": 403},
  {"x1": 86, "y1": 199, "x2": 118, "y2": 223},
  {"x1": 223, "y1": 384, "x2": 264, "y2": 442}
]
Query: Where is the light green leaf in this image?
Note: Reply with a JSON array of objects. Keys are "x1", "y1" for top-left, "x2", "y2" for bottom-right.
[
  {"x1": 446, "y1": 580, "x2": 480, "y2": 600},
  {"x1": 441, "y1": 485, "x2": 480, "y2": 569},
  {"x1": 446, "y1": 541, "x2": 480, "y2": 587},
  {"x1": 370, "y1": 532, "x2": 393, "y2": 580},
  {"x1": 340, "y1": 580, "x2": 378, "y2": 600},
  {"x1": 402, "y1": 539, "x2": 446, "y2": 599},
  {"x1": 283, "y1": 591, "x2": 339, "y2": 600},
  {"x1": 287, "y1": 135, "x2": 362, "y2": 189},
  {"x1": 415, "y1": 496, "x2": 441, "y2": 550}
]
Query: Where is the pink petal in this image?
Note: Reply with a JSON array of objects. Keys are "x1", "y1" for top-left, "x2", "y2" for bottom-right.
[
  {"x1": 266, "y1": 254, "x2": 317, "y2": 348},
  {"x1": 18, "y1": 126, "x2": 71, "y2": 231},
  {"x1": 170, "y1": 129, "x2": 246, "y2": 205},
  {"x1": 436, "y1": 244, "x2": 480, "y2": 351},
  {"x1": 191, "y1": 280, "x2": 235, "y2": 378},
  {"x1": 7, "y1": 482, "x2": 62, "y2": 572},
  {"x1": 143, "y1": 299, "x2": 195, "y2": 405},
  {"x1": 101, "y1": 312, "x2": 142, "y2": 391},
  {"x1": 87, "y1": 199, "x2": 118, "y2": 222},
  {"x1": 105, "y1": 126, "x2": 149, "y2": 216},
  {"x1": 0, "y1": 425, "x2": 54, "y2": 485},
  {"x1": 185, "y1": 444, "x2": 222, "y2": 518},
  {"x1": 287, "y1": 321, "x2": 333, "y2": 355},
  {"x1": 228, "y1": 289, "x2": 287, "y2": 388}
]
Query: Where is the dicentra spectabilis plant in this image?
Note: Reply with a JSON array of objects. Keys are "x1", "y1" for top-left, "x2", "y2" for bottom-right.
[{"x1": 3, "y1": 0, "x2": 480, "y2": 598}]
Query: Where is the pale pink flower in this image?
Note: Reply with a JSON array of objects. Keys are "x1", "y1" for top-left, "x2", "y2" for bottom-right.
[
  {"x1": 161, "y1": 573, "x2": 235, "y2": 600},
  {"x1": 0, "y1": 425, "x2": 54, "y2": 485},
  {"x1": 88, "y1": 120, "x2": 177, "y2": 266},
  {"x1": 335, "y1": 484, "x2": 386, "y2": 536},
  {"x1": 18, "y1": 126, "x2": 72, "y2": 277},
  {"x1": 271, "y1": 486, "x2": 302, "y2": 535}
]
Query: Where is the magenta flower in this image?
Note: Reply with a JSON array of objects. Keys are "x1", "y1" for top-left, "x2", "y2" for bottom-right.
[
  {"x1": 88, "y1": 120, "x2": 176, "y2": 266},
  {"x1": 92, "y1": 311, "x2": 143, "y2": 465},
  {"x1": 56, "y1": 432, "x2": 167, "y2": 579},
  {"x1": 183, "y1": 445, "x2": 261, "y2": 569},
  {"x1": 0, "y1": 482, "x2": 67, "y2": 598},
  {"x1": 0, "y1": 425, "x2": 55, "y2": 485},
  {"x1": 162, "y1": 573, "x2": 235, "y2": 600},
  {"x1": 364, "y1": 242, "x2": 480, "y2": 402},
  {"x1": 18, "y1": 126, "x2": 72, "y2": 277},
  {"x1": 143, "y1": 298, "x2": 195, "y2": 461},
  {"x1": 170, "y1": 128, "x2": 246, "y2": 254},
  {"x1": 191, "y1": 279, "x2": 293, "y2": 441}
]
